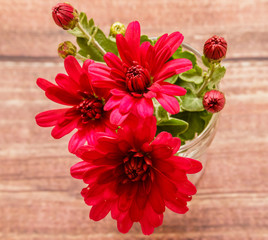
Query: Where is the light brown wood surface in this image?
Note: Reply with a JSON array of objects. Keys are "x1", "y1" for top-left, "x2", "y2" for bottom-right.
[{"x1": 0, "y1": 0, "x2": 268, "y2": 239}]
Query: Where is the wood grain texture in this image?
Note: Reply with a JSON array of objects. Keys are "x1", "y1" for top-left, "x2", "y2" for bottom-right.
[
  {"x1": 1, "y1": 0, "x2": 268, "y2": 239},
  {"x1": 0, "y1": 0, "x2": 268, "y2": 58}
]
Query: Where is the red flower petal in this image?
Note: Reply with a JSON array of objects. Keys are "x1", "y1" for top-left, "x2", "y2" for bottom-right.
[
  {"x1": 110, "y1": 108, "x2": 129, "y2": 125},
  {"x1": 35, "y1": 109, "x2": 67, "y2": 127},
  {"x1": 155, "y1": 58, "x2": 192, "y2": 82},
  {"x1": 124, "y1": 21, "x2": 140, "y2": 61},
  {"x1": 165, "y1": 197, "x2": 188, "y2": 214},
  {"x1": 143, "y1": 203, "x2": 164, "y2": 228},
  {"x1": 187, "y1": 159, "x2": 203, "y2": 174},
  {"x1": 129, "y1": 198, "x2": 144, "y2": 221},
  {"x1": 64, "y1": 56, "x2": 83, "y2": 83},
  {"x1": 156, "y1": 93, "x2": 180, "y2": 114},
  {"x1": 119, "y1": 94, "x2": 136, "y2": 115},
  {"x1": 90, "y1": 200, "x2": 112, "y2": 221},
  {"x1": 176, "y1": 180, "x2": 197, "y2": 195},
  {"x1": 116, "y1": 212, "x2": 133, "y2": 234},
  {"x1": 151, "y1": 144, "x2": 173, "y2": 160},
  {"x1": 149, "y1": 183, "x2": 165, "y2": 214},
  {"x1": 104, "y1": 52, "x2": 124, "y2": 72},
  {"x1": 165, "y1": 32, "x2": 184, "y2": 55},
  {"x1": 45, "y1": 87, "x2": 81, "y2": 106},
  {"x1": 70, "y1": 161, "x2": 92, "y2": 179},
  {"x1": 68, "y1": 130, "x2": 87, "y2": 153},
  {"x1": 136, "y1": 98, "x2": 154, "y2": 118},
  {"x1": 158, "y1": 82, "x2": 187, "y2": 96},
  {"x1": 116, "y1": 34, "x2": 134, "y2": 66},
  {"x1": 104, "y1": 95, "x2": 122, "y2": 111},
  {"x1": 55, "y1": 73, "x2": 80, "y2": 94},
  {"x1": 51, "y1": 117, "x2": 79, "y2": 139},
  {"x1": 36, "y1": 78, "x2": 56, "y2": 91}
]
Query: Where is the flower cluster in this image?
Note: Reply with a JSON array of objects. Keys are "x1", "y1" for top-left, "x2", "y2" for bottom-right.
[{"x1": 36, "y1": 2, "x2": 227, "y2": 235}]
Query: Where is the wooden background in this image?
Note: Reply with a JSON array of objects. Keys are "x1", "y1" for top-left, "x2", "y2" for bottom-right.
[{"x1": 0, "y1": 0, "x2": 268, "y2": 239}]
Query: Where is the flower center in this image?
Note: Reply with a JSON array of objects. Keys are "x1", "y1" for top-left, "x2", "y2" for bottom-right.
[
  {"x1": 123, "y1": 151, "x2": 152, "y2": 183},
  {"x1": 125, "y1": 64, "x2": 151, "y2": 94},
  {"x1": 76, "y1": 97, "x2": 104, "y2": 124}
]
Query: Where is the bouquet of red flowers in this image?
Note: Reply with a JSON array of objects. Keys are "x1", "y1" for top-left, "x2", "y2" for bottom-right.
[{"x1": 36, "y1": 3, "x2": 227, "y2": 235}]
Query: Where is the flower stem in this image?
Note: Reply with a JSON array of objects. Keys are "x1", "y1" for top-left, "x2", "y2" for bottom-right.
[
  {"x1": 196, "y1": 63, "x2": 215, "y2": 97},
  {"x1": 77, "y1": 22, "x2": 107, "y2": 56},
  {"x1": 76, "y1": 53, "x2": 88, "y2": 62}
]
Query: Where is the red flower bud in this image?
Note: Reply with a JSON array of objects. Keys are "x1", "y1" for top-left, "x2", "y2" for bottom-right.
[
  {"x1": 203, "y1": 90, "x2": 225, "y2": 113},
  {"x1": 203, "y1": 35, "x2": 227, "y2": 61},
  {"x1": 52, "y1": 3, "x2": 79, "y2": 30},
  {"x1": 58, "y1": 41, "x2": 77, "y2": 59}
]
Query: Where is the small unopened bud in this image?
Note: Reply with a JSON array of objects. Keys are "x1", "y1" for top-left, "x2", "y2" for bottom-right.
[
  {"x1": 203, "y1": 35, "x2": 227, "y2": 61},
  {"x1": 52, "y1": 3, "x2": 79, "y2": 30},
  {"x1": 109, "y1": 22, "x2": 126, "y2": 37},
  {"x1": 58, "y1": 41, "x2": 77, "y2": 59},
  {"x1": 203, "y1": 90, "x2": 225, "y2": 113}
]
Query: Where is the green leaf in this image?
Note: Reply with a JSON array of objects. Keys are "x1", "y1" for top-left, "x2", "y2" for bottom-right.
[
  {"x1": 80, "y1": 12, "x2": 91, "y2": 33},
  {"x1": 208, "y1": 65, "x2": 226, "y2": 88},
  {"x1": 69, "y1": 12, "x2": 119, "y2": 62},
  {"x1": 173, "y1": 111, "x2": 212, "y2": 141},
  {"x1": 157, "y1": 118, "x2": 189, "y2": 137},
  {"x1": 179, "y1": 65, "x2": 203, "y2": 84},
  {"x1": 180, "y1": 91, "x2": 204, "y2": 112},
  {"x1": 68, "y1": 27, "x2": 84, "y2": 38},
  {"x1": 140, "y1": 35, "x2": 153, "y2": 45},
  {"x1": 172, "y1": 46, "x2": 183, "y2": 58},
  {"x1": 172, "y1": 50, "x2": 197, "y2": 66},
  {"x1": 155, "y1": 105, "x2": 169, "y2": 123},
  {"x1": 77, "y1": 37, "x2": 104, "y2": 62},
  {"x1": 93, "y1": 27, "x2": 118, "y2": 55},
  {"x1": 164, "y1": 74, "x2": 179, "y2": 84}
]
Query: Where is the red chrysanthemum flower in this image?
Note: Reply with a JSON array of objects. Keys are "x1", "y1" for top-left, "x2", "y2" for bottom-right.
[
  {"x1": 71, "y1": 116, "x2": 202, "y2": 235},
  {"x1": 52, "y1": 2, "x2": 78, "y2": 30},
  {"x1": 203, "y1": 90, "x2": 226, "y2": 113},
  {"x1": 203, "y1": 35, "x2": 227, "y2": 61},
  {"x1": 35, "y1": 56, "x2": 116, "y2": 153},
  {"x1": 89, "y1": 21, "x2": 192, "y2": 125}
]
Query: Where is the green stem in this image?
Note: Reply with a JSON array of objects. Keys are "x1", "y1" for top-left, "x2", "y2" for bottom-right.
[
  {"x1": 196, "y1": 63, "x2": 215, "y2": 97},
  {"x1": 76, "y1": 53, "x2": 88, "y2": 62},
  {"x1": 77, "y1": 22, "x2": 106, "y2": 56}
]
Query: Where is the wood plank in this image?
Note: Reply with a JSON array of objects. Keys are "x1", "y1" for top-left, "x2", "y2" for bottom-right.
[
  {"x1": 0, "y1": 0, "x2": 268, "y2": 58},
  {"x1": 0, "y1": 59, "x2": 268, "y2": 239}
]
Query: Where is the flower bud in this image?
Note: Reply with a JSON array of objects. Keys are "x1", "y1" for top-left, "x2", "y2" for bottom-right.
[
  {"x1": 203, "y1": 35, "x2": 227, "y2": 61},
  {"x1": 109, "y1": 22, "x2": 126, "y2": 37},
  {"x1": 58, "y1": 41, "x2": 77, "y2": 59},
  {"x1": 203, "y1": 90, "x2": 225, "y2": 113},
  {"x1": 52, "y1": 3, "x2": 79, "y2": 30}
]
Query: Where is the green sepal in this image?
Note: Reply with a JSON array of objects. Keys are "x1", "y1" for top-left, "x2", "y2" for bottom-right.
[
  {"x1": 157, "y1": 118, "x2": 189, "y2": 137},
  {"x1": 202, "y1": 55, "x2": 211, "y2": 68}
]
